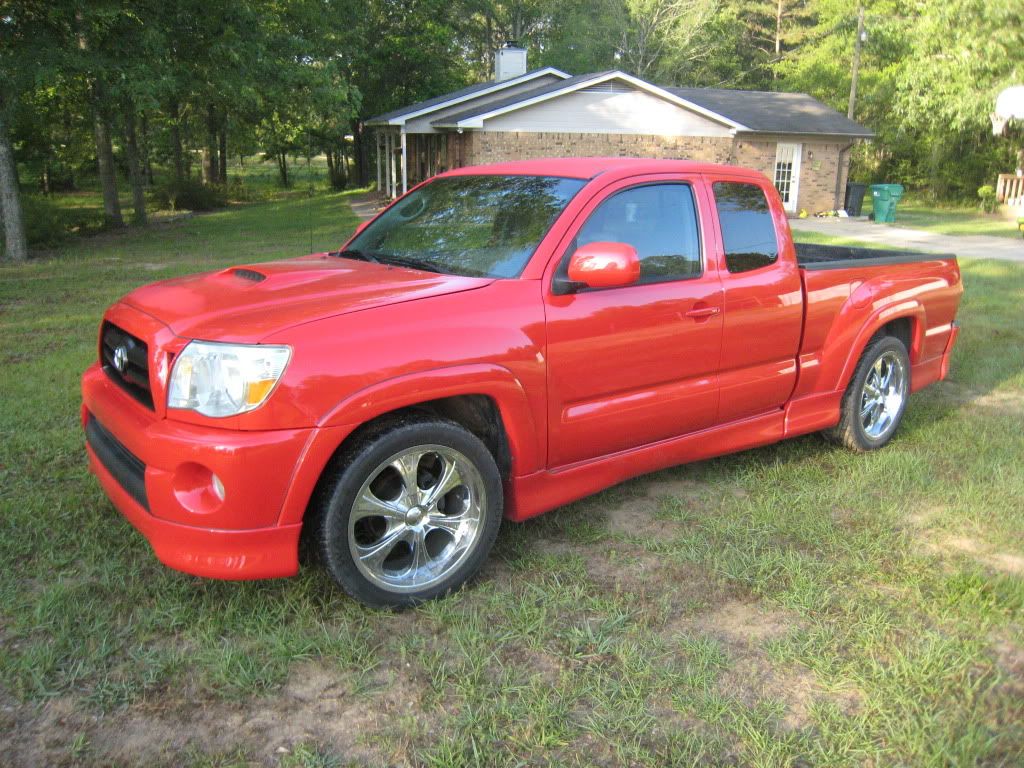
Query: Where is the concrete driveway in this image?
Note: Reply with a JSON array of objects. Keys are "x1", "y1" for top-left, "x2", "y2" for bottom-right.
[{"x1": 789, "y1": 217, "x2": 1024, "y2": 263}]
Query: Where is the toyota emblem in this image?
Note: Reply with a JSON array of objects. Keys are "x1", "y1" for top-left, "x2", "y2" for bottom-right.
[{"x1": 113, "y1": 345, "x2": 129, "y2": 373}]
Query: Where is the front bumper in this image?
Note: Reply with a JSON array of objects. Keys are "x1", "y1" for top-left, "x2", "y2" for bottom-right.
[{"x1": 82, "y1": 362, "x2": 318, "y2": 579}]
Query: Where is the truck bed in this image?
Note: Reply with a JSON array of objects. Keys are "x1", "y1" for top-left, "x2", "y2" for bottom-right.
[{"x1": 795, "y1": 242, "x2": 953, "y2": 271}]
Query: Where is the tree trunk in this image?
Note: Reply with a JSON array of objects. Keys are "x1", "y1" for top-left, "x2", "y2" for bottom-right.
[
  {"x1": 169, "y1": 101, "x2": 184, "y2": 184},
  {"x1": 218, "y1": 125, "x2": 228, "y2": 183},
  {"x1": 140, "y1": 112, "x2": 153, "y2": 185},
  {"x1": 0, "y1": 110, "x2": 28, "y2": 262},
  {"x1": 93, "y1": 108, "x2": 124, "y2": 228},
  {"x1": 277, "y1": 151, "x2": 289, "y2": 187},
  {"x1": 202, "y1": 104, "x2": 217, "y2": 185},
  {"x1": 325, "y1": 149, "x2": 335, "y2": 186},
  {"x1": 352, "y1": 120, "x2": 367, "y2": 186},
  {"x1": 42, "y1": 161, "x2": 51, "y2": 195},
  {"x1": 123, "y1": 107, "x2": 147, "y2": 225}
]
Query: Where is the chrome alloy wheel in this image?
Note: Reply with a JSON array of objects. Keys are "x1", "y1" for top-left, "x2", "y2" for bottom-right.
[
  {"x1": 348, "y1": 445, "x2": 486, "y2": 593},
  {"x1": 860, "y1": 350, "x2": 907, "y2": 440}
]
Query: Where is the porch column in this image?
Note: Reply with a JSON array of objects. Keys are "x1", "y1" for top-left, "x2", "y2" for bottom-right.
[
  {"x1": 400, "y1": 128, "x2": 408, "y2": 195},
  {"x1": 388, "y1": 131, "x2": 397, "y2": 199},
  {"x1": 375, "y1": 130, "x2": 382, "y2": 194},
  {"x1": 383, "y1": 131, "x2": 389, "y2": 198}
]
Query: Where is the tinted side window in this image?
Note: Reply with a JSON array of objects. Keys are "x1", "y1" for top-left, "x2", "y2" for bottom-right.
[
  {"x1": 575, "y1": 184, "x2": 701, "y2": 284},
  {"x1": 713, "y1": 182, "x2": 779, "y2": 273}
]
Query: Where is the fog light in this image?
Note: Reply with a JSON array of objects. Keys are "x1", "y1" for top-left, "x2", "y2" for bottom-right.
[
  {"x1": 212, "y1": 473, "x2": 226, "y2": 501},
  {"x1": 171, "y1": 462, "x2": 227, "y2": 515}
]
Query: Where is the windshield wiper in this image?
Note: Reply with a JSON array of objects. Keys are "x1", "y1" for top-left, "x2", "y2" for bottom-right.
[
  {"x1": 378, "y1": 255, "x2": 443, "y2": 274},
  {"x1": 330, "y1": 248, "x2": 380, "y2": 263}
]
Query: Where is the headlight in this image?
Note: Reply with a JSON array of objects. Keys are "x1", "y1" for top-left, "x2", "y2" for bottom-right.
[{"x1": 167, "y1": 341, "x2": 291, "y2": 418}]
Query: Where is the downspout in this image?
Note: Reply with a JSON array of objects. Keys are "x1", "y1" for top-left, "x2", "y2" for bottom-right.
[{"x1": 834, "y1": 142, "x2": 855, "y2": 210}]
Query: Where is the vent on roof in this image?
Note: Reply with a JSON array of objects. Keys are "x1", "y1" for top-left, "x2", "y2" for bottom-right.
[
  {"x1": 580, "y1": 81, "x2": 633, "y2": 95},
  {"x1": 233, "y1": 268, "x2": 267, "y2": 283}
]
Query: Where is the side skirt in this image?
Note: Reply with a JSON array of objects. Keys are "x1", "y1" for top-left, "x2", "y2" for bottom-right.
[{"x1": 505, "y1": 410, "x2": 784, "y2": 522}]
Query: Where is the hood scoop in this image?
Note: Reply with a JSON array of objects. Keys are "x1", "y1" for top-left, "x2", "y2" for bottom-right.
[{"x1": 232, "y1": 268, "x2": 267, "y2": 283}]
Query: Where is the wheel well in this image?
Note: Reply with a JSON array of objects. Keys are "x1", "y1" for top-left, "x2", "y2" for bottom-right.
[
  {"x1": 298, "y1": 395, "x2": 512, "y2": 562},
  {"x1": 330, "y1": 394, "x2": 512, "y2": 480},
  {"x1": 876, "y1": 317, "x2": 914, "y2": 359}
]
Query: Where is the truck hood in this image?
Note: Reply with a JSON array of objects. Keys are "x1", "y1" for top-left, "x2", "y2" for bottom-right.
[{"x1": 123, "y1": 254, "x2": 494, "y2": 342}]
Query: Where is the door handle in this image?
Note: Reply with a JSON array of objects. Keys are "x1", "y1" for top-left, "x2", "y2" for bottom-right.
[{"x1": 685, "y1": 306, "x2": 721, "y2": 319}]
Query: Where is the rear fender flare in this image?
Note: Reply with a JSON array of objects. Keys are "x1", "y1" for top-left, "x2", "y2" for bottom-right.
[{"x1": 834, "y1": 302, "x2": 924, "y2": 394}]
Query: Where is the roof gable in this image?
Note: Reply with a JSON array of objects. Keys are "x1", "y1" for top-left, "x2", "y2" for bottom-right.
[
  {"x1": 433, "y1": 71, "x2": 746, "y2": 130},
  {"x1": 365, "y1": 67, "x2": 570, "y2": 126}
]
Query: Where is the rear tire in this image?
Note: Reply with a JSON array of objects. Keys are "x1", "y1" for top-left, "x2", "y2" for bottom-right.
[
  {"x1": 826, "y1": 335, "x2": 911, "y2": 452},
  {"x1": 313, "y1": 417, "x2": 503, "y2": 608}
]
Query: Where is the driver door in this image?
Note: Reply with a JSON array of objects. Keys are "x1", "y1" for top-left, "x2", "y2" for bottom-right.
[{"x1": 543, "y1": 176, "x2": 724, "y2": 468}]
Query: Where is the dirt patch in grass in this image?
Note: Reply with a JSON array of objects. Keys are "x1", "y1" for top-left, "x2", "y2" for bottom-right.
[
  {"x1": 688, "y1": 600, "x2": 799, "y2": 645},
  {"x1": 3, "y1": 661, "x2": 420, "y2": 767},
  {"x1": 991, "y1": 630, "x2": 1024, "y2": 699},
  {"x1": 669, "y1": 600, "x2": 860, "y2": 730},
  {"x1": 932, "y1": 382, "x2": 1024, "y2": 415},
  {"x1": 604, "y1": 468, "x2": 745, "y2": 538},
  {"x1": 906, "y1": 506, "x2": 1024, "y2": 576},
  {"x1": 503, "y1": 646, "x2": 564, "y2": 685},
  {"x1": 919, "y1": 529, "x2": 1024, "y2": 576}
]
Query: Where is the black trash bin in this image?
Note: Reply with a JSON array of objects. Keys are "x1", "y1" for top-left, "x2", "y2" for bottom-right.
[{"x1": 845, "y1": 182, "x2": 868, "y2": 217}]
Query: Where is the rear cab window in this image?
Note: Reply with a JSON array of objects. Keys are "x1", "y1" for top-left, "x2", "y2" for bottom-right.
[{"x1": 712, "y1": 182, "x2": 779, "y2": 273}]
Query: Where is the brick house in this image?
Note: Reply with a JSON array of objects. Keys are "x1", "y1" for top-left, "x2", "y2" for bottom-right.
[{"x1": 367, "y1": 47, "x2": 873, "y2": 215}]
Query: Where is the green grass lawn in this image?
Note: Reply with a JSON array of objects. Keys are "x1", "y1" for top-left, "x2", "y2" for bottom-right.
[
  {"x1": 8, "y1": 155, "x2": 339, "y2": 256},
  {"x1": 857, "y1": 194, "x2": 1022, "y2": 239},
  {"x1": 1, "y1": 198, "x2": 1023, "y2": 767}
]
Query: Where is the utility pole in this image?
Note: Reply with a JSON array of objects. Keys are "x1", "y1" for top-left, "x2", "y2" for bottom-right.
[{"x1": 848, "y1": 5, "x2": 865, "y2": 120}]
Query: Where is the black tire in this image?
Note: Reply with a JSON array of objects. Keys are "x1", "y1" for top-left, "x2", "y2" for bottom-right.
[
  {"x1": 826, "y1": 334, "x2": 911, "y2": 452},
  {"x1": 313, "y1": 417, "x2": 503, "y2": 608}
]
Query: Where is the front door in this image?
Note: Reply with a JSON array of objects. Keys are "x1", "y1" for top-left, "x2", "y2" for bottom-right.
[
  {"x1": 774, "y1": 142, "x2": 802, "y2": 213},
  {"x1": 544, "y1": 177, "x2": 724, "y2": 468}
]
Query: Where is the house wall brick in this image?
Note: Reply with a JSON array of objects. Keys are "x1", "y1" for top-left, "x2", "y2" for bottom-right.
[
  {"x1": 441, "y1": 131, "x2": 854, "y2": 216},
  {"x1": 463, "y1": 132, "x2": 735, "y2": 167},
  {"x1": 732, "y1": 137, "x2": 851, "y2": 214}
]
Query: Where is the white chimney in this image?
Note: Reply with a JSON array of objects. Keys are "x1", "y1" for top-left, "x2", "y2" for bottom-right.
[{"x1": 495, "y1": 42, "x2": 527, "y2": 82}]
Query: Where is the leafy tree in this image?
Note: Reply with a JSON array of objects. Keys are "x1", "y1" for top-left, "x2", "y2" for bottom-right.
[{"x1": 618, "y1": 0, "x2": 717, "y2": 81}]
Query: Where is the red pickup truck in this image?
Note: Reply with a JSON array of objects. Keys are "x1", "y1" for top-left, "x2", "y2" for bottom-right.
[{"x1": 82, "y1": 158, "x2": 962, "y2": 606}]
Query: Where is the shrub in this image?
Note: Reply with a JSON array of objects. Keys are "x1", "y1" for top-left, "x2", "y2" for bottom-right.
[
  {"x1": 224, "y1": 177, "x2": 275, "y2": 203},
  {"x1": 152, "y1": 179, "x2": 227, "y2": 212},
  {"x1": 19, "y1": 195, "x2": 69, "y2": 247},
  {"x1": 977, "y1": 185, "x2": 998, "y2": 214}
]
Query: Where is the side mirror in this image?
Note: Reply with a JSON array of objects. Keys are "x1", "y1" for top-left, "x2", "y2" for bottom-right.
[
  {"x1": 556, "y1": 241, "x2": 640, "y2": 293},
  {"x1": 353, "y1": 220, "x2": 370, "y2": 237}
]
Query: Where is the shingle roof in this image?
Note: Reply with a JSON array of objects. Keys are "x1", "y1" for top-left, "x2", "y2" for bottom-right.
[
  {"x1": 431, "y1": 71, "x2": 619, "y2": 126},
  {"x1": 664, "y1": 87, "x2": 874, "y2": 137},
  {"x1": 382, "y1": 68, "x2": 873, "y2": 138},
  {"x1": 365, "y1": 68, "x2": 569, "y2": 125}
]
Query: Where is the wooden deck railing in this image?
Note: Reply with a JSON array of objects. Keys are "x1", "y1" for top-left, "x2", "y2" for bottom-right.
[{"x1": 996, "y1": 173, "x2": 1024, "y2": 206}]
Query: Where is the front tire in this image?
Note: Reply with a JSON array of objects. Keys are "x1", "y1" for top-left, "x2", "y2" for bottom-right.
[
  {"x1": 314, "y1": 418, "x2": 503, "y2": 607},
  {"x1": 826, "y1": 335, "x2": 911, "y2": 452}
]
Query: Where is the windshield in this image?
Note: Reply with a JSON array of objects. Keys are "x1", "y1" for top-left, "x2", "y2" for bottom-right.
[{"x1": 346, "y1": 175, "x2": 587, "y2": 278}]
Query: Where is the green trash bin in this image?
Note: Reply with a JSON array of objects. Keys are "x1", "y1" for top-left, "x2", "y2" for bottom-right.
[{"x1": 869, "y1": 184, "x2": 904, "y2": 223}]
